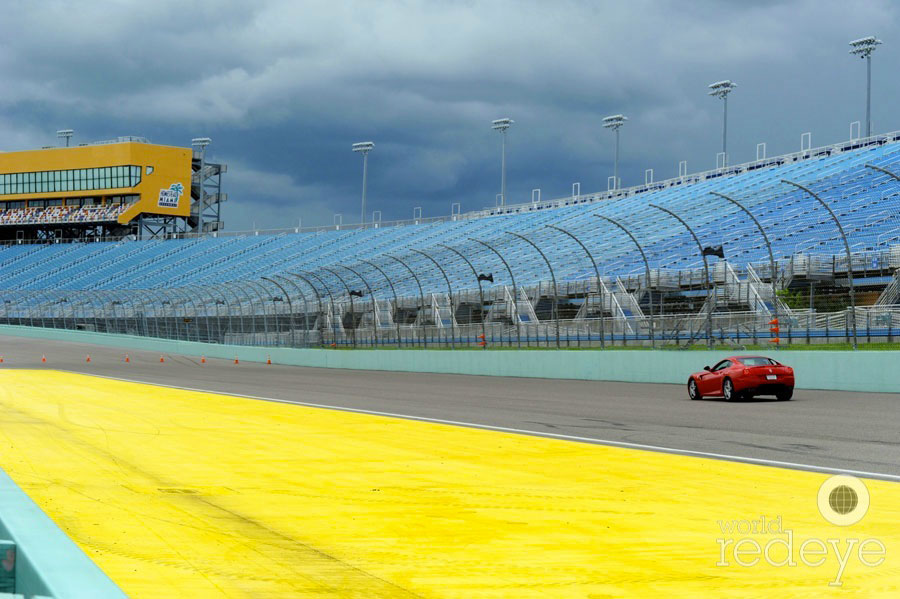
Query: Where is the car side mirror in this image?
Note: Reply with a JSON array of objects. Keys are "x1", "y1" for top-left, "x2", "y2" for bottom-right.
[{"x1": 703, "y1": 366, "x2": 711, "y2": 371}]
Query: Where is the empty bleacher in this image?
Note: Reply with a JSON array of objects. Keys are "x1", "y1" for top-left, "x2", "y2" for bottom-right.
[
  {"x1": 0, "y1": 141, "x2": 897, "y2": 301},
  {"x1": 1, "y1": 137, "x2": 900, "y2": 348}
]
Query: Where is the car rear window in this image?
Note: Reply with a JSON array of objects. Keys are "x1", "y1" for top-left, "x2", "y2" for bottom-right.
[{"x1": 741, "y1": 357, "x2": 776, "y2": 366}]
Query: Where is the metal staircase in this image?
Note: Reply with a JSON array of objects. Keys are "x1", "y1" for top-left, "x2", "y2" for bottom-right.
[{"x1": 876, "y1": 270, "x2": 900, "y2": 305}]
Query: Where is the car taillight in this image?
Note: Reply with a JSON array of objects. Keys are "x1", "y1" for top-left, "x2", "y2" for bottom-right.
[{"x1": 743, "y1": 368, "x2": 750, "y2": 375}]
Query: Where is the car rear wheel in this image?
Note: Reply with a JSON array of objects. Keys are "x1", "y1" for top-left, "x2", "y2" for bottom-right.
[
  {"x1": 776, "y1": 387, "x2": 793, "y2": 401},
  {"x1": 723, "y1": 378, "x2": 737, "y2": 402},
  {"x1": 688, "y1": 379, "x2": 701, "y2": 400}
]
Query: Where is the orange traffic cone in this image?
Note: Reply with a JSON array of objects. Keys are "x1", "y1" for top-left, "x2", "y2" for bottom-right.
[
  {"x1": 86, "y1": 355, "x2": 91, "y2": 363},
  {"x1": 266, "y1": 355, "x2": 272, "y2": 365},
  {"x1": 125, "y1": 354, "x2": 130, "y2": 363},
  {"x1": 233, "y1": 356, "x2": 239, "y2": 365},
  {"x1": 41, "y1": 355, "x2": 47, "y2": 363},
  {"x1": 200, "y1": 355, "x2": 206, "y2": 364},
  {"x1": 159, "y1": 355, "x2": 165, "y2": 363}
]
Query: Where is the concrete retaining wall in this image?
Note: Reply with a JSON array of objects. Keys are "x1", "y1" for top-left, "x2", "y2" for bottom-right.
[
  {"x1": 0, "y1": 469, "x2": 125, "y2": 598},
  {"x1": 1, "y1": 325, "x2": 898, "y2": 393}
]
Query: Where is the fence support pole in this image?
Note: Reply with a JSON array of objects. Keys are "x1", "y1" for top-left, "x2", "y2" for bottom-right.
[
  {"x1": 410, "y1": 248, "x2": 457, "y2": 349},
  {"x1": 300, "y1": 270, "x2": 340, "y2": 347},
  {"x1": 273, "y1": 274, "x2": 311, "y2": 347},
  {"x1": 386, "y1": 254, "x2": 429, "y2": 348},
  {"x1": 469, "y1": 238, "x2": 521, "y2": 348},
  {"x1": 321, "y1": 267, "x2": 357, "y2": 348},
  {"x1": 359, "y1": 259, "x2": 404, "y2": 347},
  {"x1": 781, "y1": 179, "x2": 858, "y2": 350},
  {"x1": 710, "y1": 191, "x2": 780, "y2": 350},
  {"x1": 547, "y1": 224, "x2": 606, "y2": 348},
  {"x1": 262, "y1": 277, "x2": 295, "y2": 348},
  {"x1": 594, "y1": 215, "x2": 655, "y2": 348},
  {"x1": 337, "y1": 264, "x2": 378, "y2": 348},
  {"x1": 287, "y1": 272, "x2": 327, "y2": 348},
  {"x1": 506, "y1": 231, "x2": 560, "y2": 348},
  {"x1": 438, "y1": 243, "x2": 488, "y2": 349},
  {"x1": 650, "y1": 204, "x2": 714, "y2": 348},
  {"x1": 243, "y1": 280, "x2": 274, "y2": 347}
]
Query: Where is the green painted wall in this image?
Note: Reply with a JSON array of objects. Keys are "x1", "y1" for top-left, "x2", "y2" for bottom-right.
[
  {"x1": 1, "y1": 325, "x2": 898, "y2": 393},
  {"x1": 0, "y1": 469, "x2": 125, "y2": 598}
]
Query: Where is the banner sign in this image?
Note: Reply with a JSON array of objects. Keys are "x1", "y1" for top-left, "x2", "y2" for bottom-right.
[{"x1": 158, "y1": 182, "x2": 184, "y2": 208}]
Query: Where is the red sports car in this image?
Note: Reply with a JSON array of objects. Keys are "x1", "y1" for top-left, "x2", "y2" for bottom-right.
[{"x1": 688, "y1": 356, "x2": 794, "y2": 401}]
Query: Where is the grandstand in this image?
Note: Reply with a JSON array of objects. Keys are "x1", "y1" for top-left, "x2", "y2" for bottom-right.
[
  {"x1": 0, "y1": 136, "x2": 225, "y2": 242},
  {"x1": 1, "y1": 132, "x2": 899, "y2": 348}
]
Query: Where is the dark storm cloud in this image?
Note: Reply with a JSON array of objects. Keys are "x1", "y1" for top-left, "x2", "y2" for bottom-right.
[{"x1": 2, "y1": 0, "x2": 899, "y2": 229}]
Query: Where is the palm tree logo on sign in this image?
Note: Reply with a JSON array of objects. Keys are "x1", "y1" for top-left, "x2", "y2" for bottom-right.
[{"x1": 158, "y1": 182, "x2": 184, "y2": 208}]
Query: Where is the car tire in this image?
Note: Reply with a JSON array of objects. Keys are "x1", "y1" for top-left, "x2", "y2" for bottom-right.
[
  {"x1": 723, "y1": 377, "x2": 737, "y2": 402},
  {"x1": 688, "y1": 378, "x2": 701, "y2": 400},
  {"x1": 776, "y1": 387, "x2": 794, "y2": 401}
]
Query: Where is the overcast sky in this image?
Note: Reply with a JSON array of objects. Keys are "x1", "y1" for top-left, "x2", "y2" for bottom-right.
[{"x1": 3, "y1": 0, "x2": 899, "y2": 230}]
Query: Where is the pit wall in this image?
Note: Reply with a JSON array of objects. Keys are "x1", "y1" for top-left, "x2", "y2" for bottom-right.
[
  {"x1": 1, "y1": 325, "x2": 898, "y2": 393},
  {"x1": 0, "y1": 468, "x2": 125, "y2": 598}
]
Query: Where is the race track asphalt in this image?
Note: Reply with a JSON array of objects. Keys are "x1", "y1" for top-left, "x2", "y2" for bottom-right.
[{"x1": 2, "y1": 333, "x2": 899, "y2": 479}]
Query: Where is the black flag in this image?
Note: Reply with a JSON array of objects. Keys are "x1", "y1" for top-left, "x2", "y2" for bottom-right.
[
  {"x1": 702, "y1": 245, "x2": 725, "y2": 259},
  {"x1": 477, "y1": 273, "x2": 494, "y2": 283}
]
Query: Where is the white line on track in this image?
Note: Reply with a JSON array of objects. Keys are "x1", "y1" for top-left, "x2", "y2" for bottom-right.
[{"x1": 69, "y1": 370, "x2": 900, "y2": 483}]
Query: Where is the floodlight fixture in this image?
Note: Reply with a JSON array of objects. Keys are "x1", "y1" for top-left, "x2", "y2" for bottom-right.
[
  {"x1": 492, "y1": 118, "x2": 514, "y2": 205},
  {"x1": 707, "y1": 80, "x2": 737, "y2": 99},
  {"x1": 849, "y1": 36, "x2": 882, "y2": 138},
  {"x1": 491, "y1": 118, "x2": 514, "y2": 132},
  {"x1": 708, "y1": 80, "x2": 736, "y2": 166},
  {"x1": 602, "y1": 114, "x2": 628, "y2": 189},
  {"x1": 56, "y1": 129, "x2": 74, "y2": 147},
  {"x1": 849, "y1": 36, "x2": 882, "y2": 58},
  {"x1": 601, "y1": 114, "x2": 628, "y2": 130},
  {"x1": 353, "y1": 141, "x2": 375, "y2": 227}
]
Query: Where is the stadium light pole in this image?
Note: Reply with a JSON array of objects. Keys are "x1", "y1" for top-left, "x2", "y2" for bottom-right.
[
  {"x1": 602, "y1": 115, "x2": 627, "y2": 189},
  {"x1": 57, "y1": 129, "x2": 74, "y2": 147},
  {"x1": 781, "y1": 179, "x2": 858, "y2": 350},
  {"x1": 708, "y1": 80, "x2": 736, "y2": 166},
  {"x1": 492, "y1": 118, "x2": 513, "y2": 206},
  {"x1": 849, "y1": 36, "x2": 882, "y2": 138},
  {"x1": 191, "y1": 137, "x2": 211, "y2": 236},
  {"x1": 352, "y1": 142, "x2": 375, "y2": 227}
]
